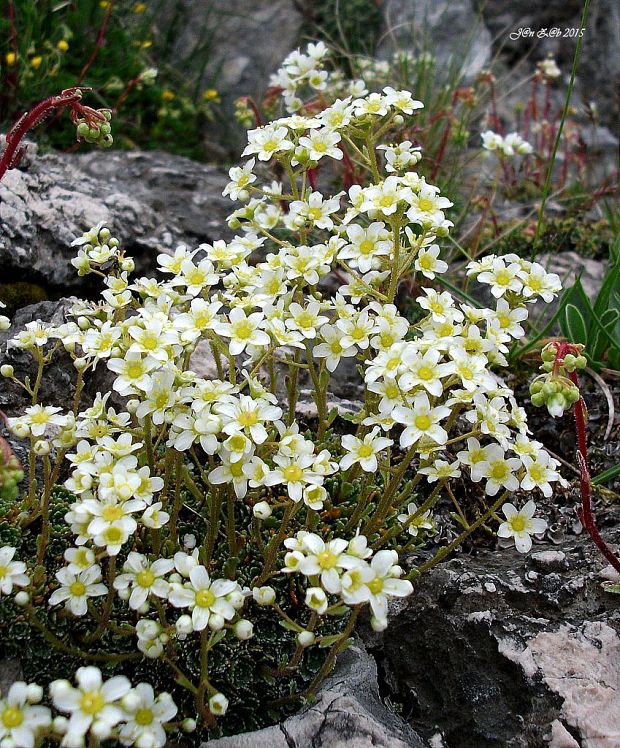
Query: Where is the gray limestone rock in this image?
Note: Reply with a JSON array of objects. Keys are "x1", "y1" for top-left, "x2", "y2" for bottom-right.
[
  {"x1": 0, "y1": 149, "x2": 232, "y2": 295},
  {"x1": 206, "y1": 644, "x2": 426, "y2": 748}
]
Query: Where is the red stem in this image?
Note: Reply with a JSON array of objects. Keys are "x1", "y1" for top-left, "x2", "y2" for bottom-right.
[
  {"x1": 77, "y1": 0, "x2": 116, "y2": 84},
  {"x1": 563, "y1": 363, "x2": 620, "y2": 574}
]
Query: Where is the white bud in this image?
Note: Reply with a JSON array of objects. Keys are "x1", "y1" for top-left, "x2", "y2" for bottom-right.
[
  {"x1": 73, "y1": 357, "x2": 88, "y2": 371},
  {"x1": 121, "y1": 691, "x2": 141, "y2": 712},
  {"x1": 208, "y1": 613, "x2": 225, "y2": 631},
  {"x1": 77, "y1": 316, "x2": 90, "y2": 330},
  {"x1": 209, "y1": 692, "x2": 229, "y2": 716},
  {"x1": 126, "y1": 399, "x2": 139, "y2": 415},
  {"x1": 117, "y1": 587, "x2": 131, "y2": 601},
  {"x1": 14, "y1": 591, "x2": 29, "y2": 607},
  {"x1": 25, "y1": 684, "x2": 43, "y2": 703},
  {"x1": 305, "y1": 587, "x2": 328, "y2": 614},
  {"x1": 183, "y1": 533, "x2": 197, "y2": 549},
  {"x1": 0, "y1": 365, "x2": 14, "y2": 377},
  {"x1": 91, "y1": 719, "x2": 112, "y2": 739},
  {"x1": 252, "y1": 501, "x2": 272, "y2": 519},
  {"x1": 33, "y1": 440, "x2": 50, "y2": 456},
  {"x1": 0, "y1": 316, "x2": 10, "y2": 332},
  {"x1": 52, "y1": 715, "x2": 68, "y2": 734},
  {"x1": 297, "y1": 630, "x2": 316, "y2": 647},
  {"x1": 233, "y1": 619, "x2": 254, "y2": 640},
  {"x1": 11, "y1": 422, "x2": 30, "y2": 439},
  {"x1": 252, "y1": 585, "x2": 276, "y2": 606},
  {"x1": 176, "y1": 615, "x2": 194, "y2": 636},
  {"x1": 137, "y1": 602, "x2": 150, "y2": 615},
  {"x1": 181, "y1": 718, "x2": 197, "y2": 733}
]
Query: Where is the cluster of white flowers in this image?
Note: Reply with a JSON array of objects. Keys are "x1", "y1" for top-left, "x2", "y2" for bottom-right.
[
  {"x1": 282, "y1": 531, "x2": 411, "y2": 631},
  {"x1": 0, "y1": 80, "x2": 566, "y2": 736},
  {"x1": 481, "y1": 130, "x2": 534, "y2": 157},
  {"x1": 0, "y1": 669, "x2": 178, "y2": 748}
]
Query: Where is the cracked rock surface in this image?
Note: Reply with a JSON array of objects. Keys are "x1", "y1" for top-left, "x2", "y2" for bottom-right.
[
  {"x1": 360, "y1": 526, "x2": 620, "y2": 748},
  {"x1": 0, "y1": 149, "x2": 231, "y2": 295},
  {"x1": 205, "y1": 644, "x2": 425, "y2": 748}
]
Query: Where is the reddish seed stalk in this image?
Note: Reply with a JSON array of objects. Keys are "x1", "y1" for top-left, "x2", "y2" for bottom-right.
[
  {"x1": 552, "y1": 343, "x2": 620, "y2": 574},
  {"x1": 0, "y1": 87, "x2": 104, "y2": 182}
]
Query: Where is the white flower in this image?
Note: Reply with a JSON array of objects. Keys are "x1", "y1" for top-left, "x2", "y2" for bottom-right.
[
  {"x1": 399, "y1": 348, "x2": 454, "y2": 397},
  {"x1": 397, "y1": 502, "x2": 435, "y2": 537},
  {"x1": 0, "y1": 681, "x2": 51, "y2": 747},
  {"x1": 520, "y1": 452, "x2": 561, "y2": 498},
  {"x1": 242, "y1": 125, "x2": 294, "y2": 161},
  {"x1": 0, "y1": 547, "x2": 29, "y2": 595},
  {"x1": 392, "y1": 393, "x2": 451, "y2": 448},
  {"x1": 340, "y1": 428, "x2": 392, "y2": 472},
  {"x1": 497, "y1": 501, "x2": 547, "y2": 553},
  {"x1": 168, "y1": 566, "x2": 239, "y2": 631},
  {"x1": 119, "y1": 684, "x2": 177, "y2": 748},
  {"x1": 48, "y1": 565, "x2": 107, "y2": 617},
  {"x1": 414, "y1": 244, "x2": 448, "y2": 279},
  {"x1": 223, "y1": 158, "x2": 256, "y2": 200},
  {"x1": 50, "y1": 666, "x2": 131, "y2": 740},
  {"x1": 298, "y1": 129, "x2": 343, "y2": 161},
  {"x1": 339, "y1": 222, "x2": 392, "y2": 273},
  {"x1": 215, "y1": 308, "x2": 270, "y2": 355},
  {"x1": 113, "y1": 553, "x2": 174, "y2": 610},
  {"x1": 478, "y1": 445, "x2": 522, "y2": 496}
]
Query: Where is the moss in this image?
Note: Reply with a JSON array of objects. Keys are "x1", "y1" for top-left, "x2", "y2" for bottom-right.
[{"x1": 0, "y1": 282, "x2": 48, "y2": 316}]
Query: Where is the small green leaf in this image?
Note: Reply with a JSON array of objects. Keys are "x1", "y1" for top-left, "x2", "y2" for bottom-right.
[
  {"x1": 591, "y1": 462, "x2": 620, "y2": 486},
  {"x1": 563, "y1": 303, "x2": 588, "y2": 345},
  {"x1": 602, "y1": 582, "x2": 620, "y2": 595}
]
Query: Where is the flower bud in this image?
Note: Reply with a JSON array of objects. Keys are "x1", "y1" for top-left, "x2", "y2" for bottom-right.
[
  {"x1": 73, "y1": 357, "x2": 88, "y2": 371},
  {"x1": 0, "y1": 316, "x2": 9, "y2": 332},
  {"x1": 253, "y1": 501, "x2": 272, "y2": 519},
  {"x1": 0, "y1": 365, "x2": 14, "y2": 377},
  {"x1": 181, "y1": 718, "x2": 197, "y2": 733},
  {"x1": 33, "y1": 440, "x2": 50, "y2": 456},
  {"x1": 11, "y1": 422, "x2": 30, "y2": 439},
  {"x1": 52, "y1": 716, "x2": 69, "y2": 734},
  {"x1": 208, "y1": 613, "x2": 225, "y2": 631},
  {"x1": 209, "y1": 692, "x2": 229, "y2": 716},
  {"x1": 25, "y1": 684, "x2": 43, "y2": 703},
  {"x1": 305, "y1": 587, "x2": 328, "y2": 614},
  {"x1": 233, "y1": 619, "x2": 254, "y2": 640},
  {"x1": 176, "y1": 615, "x2": 194, "y2": 635},
  {"x1": 252, "y1": 585, "x2": 276, "y2": 605},
  {"x1": 14, "y1": 591, "x2": 29, "y2": 607},
  {"x1": 297, "y1": 630, "x2": 315, "y2": 647}
]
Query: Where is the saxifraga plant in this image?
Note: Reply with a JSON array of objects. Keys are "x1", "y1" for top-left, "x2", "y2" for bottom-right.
[{"x1": 0, "y1": 50, "x2": 583, "y2": 746}]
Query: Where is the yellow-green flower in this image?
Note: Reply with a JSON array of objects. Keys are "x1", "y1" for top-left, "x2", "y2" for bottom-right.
[
  {"x1": 4, "y1": 52, "x2": 16, "y2": 66},
  {"x1": 30, "y1": 56, "x2": 43, "y2": 70},
  {"x1": 57, "y1": 40, "x2": 69, "y2": 53}
]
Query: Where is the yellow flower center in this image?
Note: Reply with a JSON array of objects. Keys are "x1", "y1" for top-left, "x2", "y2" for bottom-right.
[
  {"x1": 136, "y1": 570, "x2": 155, "y2": 588},
  {"x1": 417, "y1": 198, "x2": 434, "y2": 212},
  {"x1": 419, "y1": 255, "x2": 432, "y2": 268},
  {"x1": 102, "y1": 505, "x2": 123, "y2": 522},
  {"x1": 103, "y1": 526, "x2": 123, "y2": 544},
  {"x1": 491, "y1": 464, "x2": 508, "y2": 480},
  {"x1": 415, "y1": 415, "x2": 431, "y2": 430},
  {"x1": 495, "y1": 270, "x2": 511, "y2": 286},
  {"x1": 263, "y1": 140, "x2": 278, "y2": 152},
  {"x1": 30, "y1": 411, "x2": 50, "y2": 425},
  {"x1": 314, "y1": 142, "x2": 327, "y2": 153},
  {"x1": 195, "y1": 589, "x2": 216, "y2": 608},
  {"x1": 417, "y1": 366, "x2": 433, "y2": 380},
  {"x1": 358, "y1": 444, "x2": 374, "y2": 458},
  {"x1": 69, "y1": 581, "x2": 87, "y2": 596},
  {"x1": 509, "y1": 516, "x2": 526, "y2": 532},
  {"x1": 135, "y1": 707, "x2": 154, "y2": 726},
  {"x1": 367, "y1": 577, "x2": 383, "y2": 594},
  {"x1": 283, "y1": 464, "x2": 303, "y2": 482},
  {"x1": 317, "y1": 551, "x2": 338, "y2": 569},
  {"x1": 380, "y1": 195, "x2": 395, "y2": 208},
  {"x1": 1, "y1": 706, "x2": 23, "y2": 728},
  {"x1": 238, "y1": 410, "x2": 258, "y2": 427},
  {"x1": 359, "y1": 239, "x2": 374, "y2": 255},
  {"x1": 233, "y1": 320, "x2": 253, "y2": 339},
  {"x1": 80, "y1": 691, "x2": 105, "y2": 715},
  {"x1": 230, "y1": 460, "x2": 245, "y2": 478},
  {"x1": 0, "y1": 566, "x2": 6, "y2": 579},
  {"x1": 127, "y1": 363, "x2": 144, "y2": 379}
]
